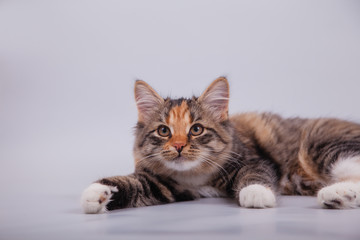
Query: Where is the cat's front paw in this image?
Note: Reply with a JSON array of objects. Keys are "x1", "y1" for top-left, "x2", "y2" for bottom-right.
[
  {"x1": 239, "y1": 184, "x2": 276, "y2": 208},
  {"x1": 81, "y1": 183, "x2": 118, "y2": 214},
  {"x1": 317, "y1": 182, "x2": 360, "y2": 209}
]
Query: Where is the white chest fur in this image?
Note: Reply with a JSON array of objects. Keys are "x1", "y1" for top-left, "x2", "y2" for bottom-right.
[{"x1": 171, "y1": 173, "x2": 225, "y2": 198}]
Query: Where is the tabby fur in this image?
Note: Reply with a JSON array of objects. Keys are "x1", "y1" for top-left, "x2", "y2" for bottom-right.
[{"x1": 81, "y1": 77, "x2": 360, "y2": 213}]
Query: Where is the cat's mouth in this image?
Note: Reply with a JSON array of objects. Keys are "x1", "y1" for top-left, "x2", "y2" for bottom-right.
[{"x1": 173, "y1": 156, "x2": 188, "y2": 162}]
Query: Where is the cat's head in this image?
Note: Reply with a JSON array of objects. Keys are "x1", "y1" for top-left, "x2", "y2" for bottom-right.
[{"x1": 133, "y1": 77, "x2": 233, "y2": 174}]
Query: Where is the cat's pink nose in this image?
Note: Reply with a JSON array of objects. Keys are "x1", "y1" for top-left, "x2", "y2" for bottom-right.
[{"x1": 173, "y1": 142, "x2": 186, "y2": 153}]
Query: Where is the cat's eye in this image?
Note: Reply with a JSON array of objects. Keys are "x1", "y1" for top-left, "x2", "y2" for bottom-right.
[
  {"x1": 190, "y1": 124, "x2": 204, "y2": 136},
  {"x1": 157, "y1": 125, "x2": 171, "y2": 137}
]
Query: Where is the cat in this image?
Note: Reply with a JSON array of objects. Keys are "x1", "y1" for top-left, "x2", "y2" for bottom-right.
[{"x1": 81, "y1": 77, "x2": 360, "y2": 213}]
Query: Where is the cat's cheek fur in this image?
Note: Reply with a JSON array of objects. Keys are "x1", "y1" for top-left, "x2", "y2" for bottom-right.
[
  {"x1": 239, "y1": 184, "x2": 276, "y2": 208},
  {"x1": 317, "y1": 181, "x2": 360, "y2": 209},
  {"x1": 81, "y1": 183, "x2": 118, "y2": 214}
]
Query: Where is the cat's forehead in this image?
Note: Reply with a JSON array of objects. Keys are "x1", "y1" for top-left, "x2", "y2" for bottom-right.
[{"x1": 166, "y1": 100, "x2": 192, "y2": 126}]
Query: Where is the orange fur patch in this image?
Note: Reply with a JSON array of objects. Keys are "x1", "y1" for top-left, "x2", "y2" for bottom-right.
[
  {"x1": 230, "y1": 113, "x2": 276, "y2": 147},
  {"x1": 298, "y1": 149, "x2": 322, "y2": 181},
  {"x1": 165, "y1": 101, "x2": 192, "y2": 148}
]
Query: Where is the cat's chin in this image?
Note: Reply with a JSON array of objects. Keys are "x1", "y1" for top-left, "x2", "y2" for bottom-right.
[
  {"x1": 173, "y1": 156, "x2": 189, "y2": 162},
  {"x1": 163, "y1": 156, "x2": 201, "y2": 172}
]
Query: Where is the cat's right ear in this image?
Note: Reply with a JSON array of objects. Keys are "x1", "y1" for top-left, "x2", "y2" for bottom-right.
[
  {"x1": 198, "y1": 77, "x2": 229, "y2": 121},
  {"x1": 134, "y1": 80, "x2": 164, "y2": 122}
]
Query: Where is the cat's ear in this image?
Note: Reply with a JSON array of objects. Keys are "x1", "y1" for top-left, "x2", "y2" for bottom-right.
[
  {"x1": 198, "y1": 77, "x2": 229, "y2": 121},
  {"x1": 134, "y1": 80, "x2": 164, "y2": 122}
]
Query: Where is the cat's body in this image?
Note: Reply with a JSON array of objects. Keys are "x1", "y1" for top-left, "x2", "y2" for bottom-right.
[{"x1": 81, "y1": 78, "x2": 360, "y2": 213}]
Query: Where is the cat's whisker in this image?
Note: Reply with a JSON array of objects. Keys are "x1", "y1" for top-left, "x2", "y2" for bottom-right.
[
  {"x1": 200, "y1": 158, "x2": 231, "y2": 184},
  {"x1": 227, "y1": 151, "x2": 243, "y2": 159},
  {"x1": 223, "y1": 155, "x2": 244, "y2": 168},
  {"x1": 139, "y1": 153, "x2": 161, "y2": 161},
  {"x1": 207, "y1": 150, "x2": 243, "y2": 169},
  {"x1": 199, "y1": 155, "x2": 229, "y2": 177},
  {"x1": 136, "y1": 153, "x2": 162, "y2": 165},
  {"x1": 200, "y1": 158, "x2": 220, "y2": 172}
]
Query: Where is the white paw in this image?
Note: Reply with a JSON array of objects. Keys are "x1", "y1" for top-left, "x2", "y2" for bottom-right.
[
  {"x1": 81, "y1": 183, "x2": 118, "y2": 214},
  {"x1": 317, "y1": 181, "x2": 360, "y2": 209},
  {"x1": 239, "y1": 184, "x2": 276, "y2": 208}
]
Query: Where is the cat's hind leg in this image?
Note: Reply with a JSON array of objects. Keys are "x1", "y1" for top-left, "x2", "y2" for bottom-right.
[{"x1": 317, "y1": 156, "x2": 360, "y2": 209}]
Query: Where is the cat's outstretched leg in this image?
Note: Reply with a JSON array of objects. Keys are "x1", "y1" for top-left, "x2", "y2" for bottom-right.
[
  {"x1": 317, "y1": 156, "x2": 360, "y2": 209},
  {"x1": 81, "y1": 183, "x2": 118, "y2": 214},
  {"x1": 81, "y1": 171, "x2": 198, "y2": 214}
]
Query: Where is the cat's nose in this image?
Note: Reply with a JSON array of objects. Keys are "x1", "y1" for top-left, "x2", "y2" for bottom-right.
[{"x1": 173, "y1": 142, "x2": 186, "y2": 153}]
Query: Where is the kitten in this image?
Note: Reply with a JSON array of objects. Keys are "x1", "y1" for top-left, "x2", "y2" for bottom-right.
[{"x1": 81, "y1": 77, "x2": 360, "y2": 213}]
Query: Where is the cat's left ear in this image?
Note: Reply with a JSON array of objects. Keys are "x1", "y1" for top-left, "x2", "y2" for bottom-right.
[
  {"x1": 198, "y1": 77, "x2": 229, "y2": 121},
  {"x1": 134, "y1": 80, "x2": 164, "y2": 122}
]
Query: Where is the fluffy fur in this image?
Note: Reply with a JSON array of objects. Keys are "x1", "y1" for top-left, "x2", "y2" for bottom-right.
[{"x1": 81, "y1": 77, "x2": 360, "y2": 213}]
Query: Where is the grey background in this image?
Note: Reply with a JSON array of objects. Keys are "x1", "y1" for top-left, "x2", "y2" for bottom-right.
[{"x1": 1, "y1": 0, "x2": 360, "y2": 239}]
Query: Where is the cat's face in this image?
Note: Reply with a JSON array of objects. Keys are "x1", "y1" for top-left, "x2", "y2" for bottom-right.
[{"x1": 133, "y1": 77, "x2": 232, "y2": 174}]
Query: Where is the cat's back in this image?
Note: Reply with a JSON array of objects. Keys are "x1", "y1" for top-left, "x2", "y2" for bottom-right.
[
  {"x1": 229, "y1": 112, "x2": 360, "y2": 165},
  {"x1": 230, "y1": 112, "x2": 307, "y2": 143},
  {"x1": 229, "y1": 112, "x2": 308, "y2": 164}
]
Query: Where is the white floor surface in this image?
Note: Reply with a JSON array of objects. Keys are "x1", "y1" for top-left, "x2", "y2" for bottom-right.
[{"x1": 1, "y1": 195, "x2": 359, "y2": 240}]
